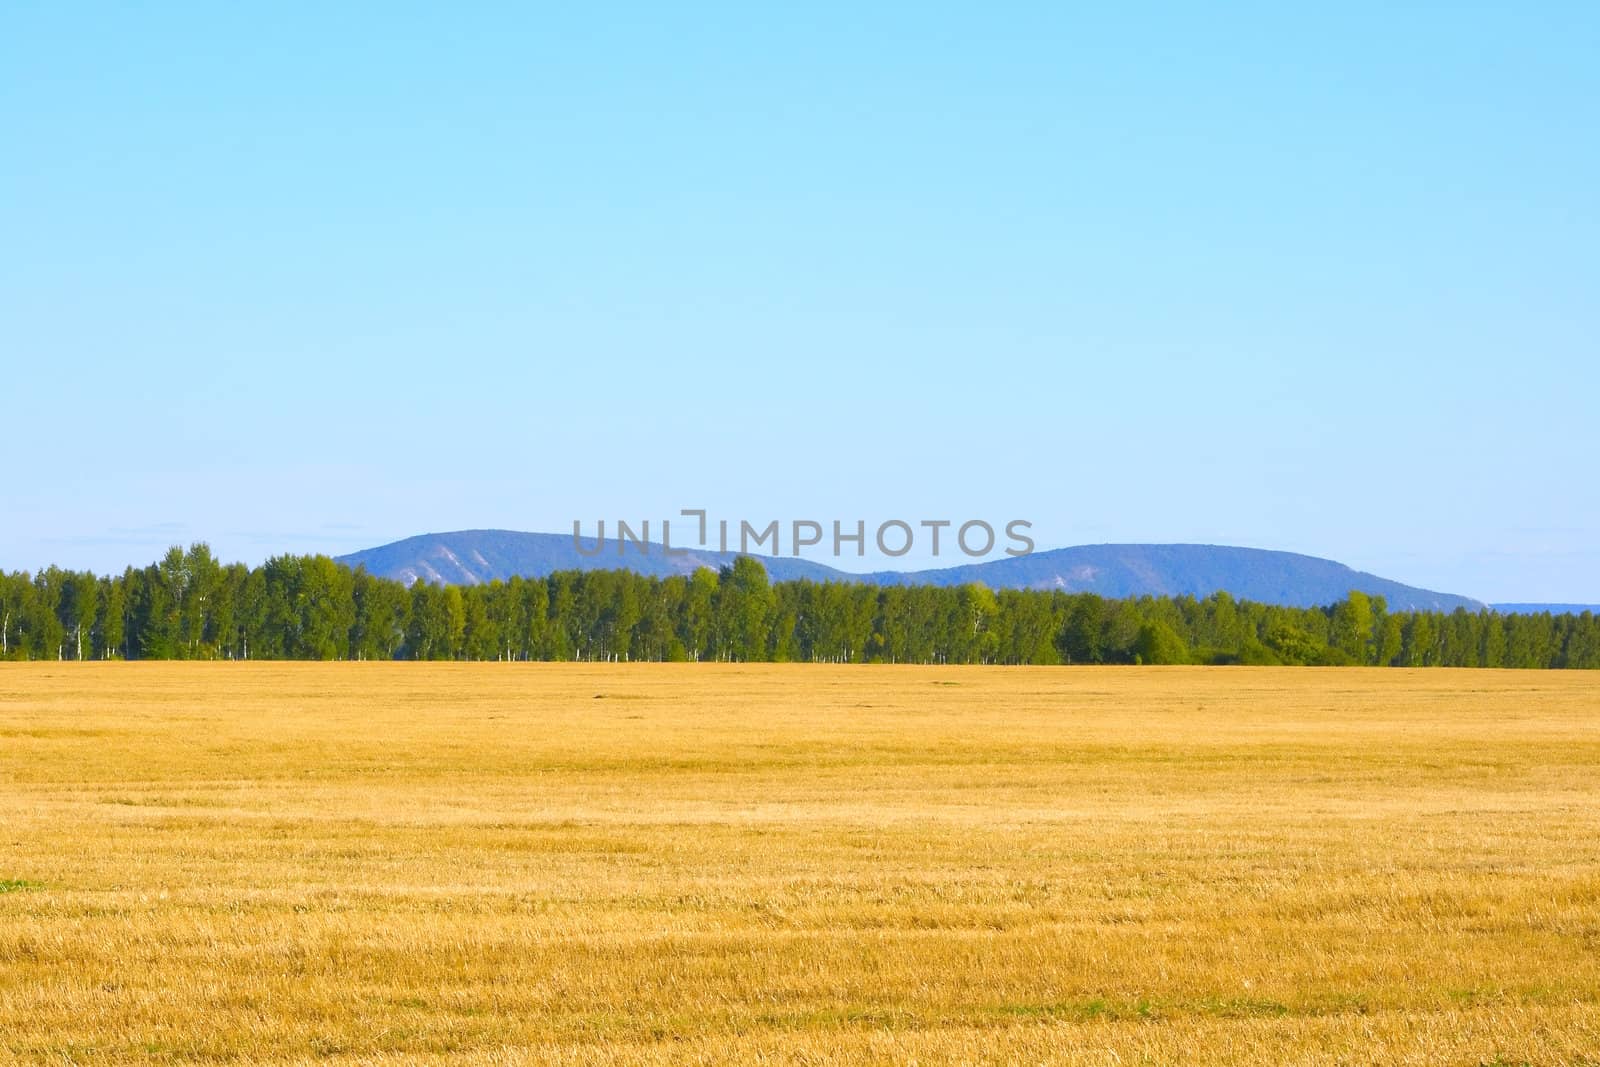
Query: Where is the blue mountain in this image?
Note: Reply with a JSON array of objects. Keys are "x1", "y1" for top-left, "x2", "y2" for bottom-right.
[
  {"x1": 1492, "y1": 603, "x2": 1600, "y2": 615},
  {"x1": 336, "y1": 530, "x2": 1485, "y2": 612}
]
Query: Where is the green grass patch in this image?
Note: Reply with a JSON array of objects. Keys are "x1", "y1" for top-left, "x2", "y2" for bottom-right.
[{"x1": 987, "y1": 998, "x2": 1159, "y2": 1022}]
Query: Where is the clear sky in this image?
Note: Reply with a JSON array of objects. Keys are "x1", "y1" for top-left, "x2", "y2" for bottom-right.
[{"x1": 3, "y1": 3, "x2": 1596, "y2": 602}]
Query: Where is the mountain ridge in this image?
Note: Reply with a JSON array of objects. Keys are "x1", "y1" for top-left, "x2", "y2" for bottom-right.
[
  {"x1": 335, "y1": 530, "x2": 1485, "y2": 612},
  {"x1": 1492, "y1": 603, "x2": 1600, "y2": 615}
]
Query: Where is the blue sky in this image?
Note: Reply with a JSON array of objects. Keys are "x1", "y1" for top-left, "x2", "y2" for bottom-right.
[{"x1": 3, "y1": 3, "x2": 1596, "y2": 602}]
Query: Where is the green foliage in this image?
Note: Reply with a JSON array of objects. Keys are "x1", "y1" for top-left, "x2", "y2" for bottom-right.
[
  {"x1": 0, "y1": 547, "x2": 1593, "y2": 668},
  {"x1": 1264, "y1": 618, "x2": 1320, "y2": 665},
  {"x1": 1131, "y1": 621, "x2": 1191, "y2": 665},
  {"x1": 716, "y1": 556, "x2": 776, "y2": 662},
  {"x1": 1330, "y1": 590, "x2": 1374, "y2": 663}
]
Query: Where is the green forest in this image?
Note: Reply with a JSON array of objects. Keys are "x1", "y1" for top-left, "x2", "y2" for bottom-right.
[{"x1": 1, "y1": 544, "x2": 1596, "y2": 667}]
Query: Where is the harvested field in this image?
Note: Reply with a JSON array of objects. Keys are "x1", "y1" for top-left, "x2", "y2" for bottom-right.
[{"x1": 1, "y1": 663, "x2": 1597, "y2": 1065}]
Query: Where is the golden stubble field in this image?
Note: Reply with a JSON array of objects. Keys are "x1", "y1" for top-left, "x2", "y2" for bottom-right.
[{"x1": 1, "y1": 664, "x2": 1598, "y2": 1066}]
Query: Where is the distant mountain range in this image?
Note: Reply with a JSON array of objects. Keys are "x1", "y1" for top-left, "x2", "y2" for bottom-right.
[
  {"x1": 1492, "y1": 603, "x2": 1600, "y2": 616},
  {"x1": 336, "y1": 530, "x2": 1488, "y2": 612}
]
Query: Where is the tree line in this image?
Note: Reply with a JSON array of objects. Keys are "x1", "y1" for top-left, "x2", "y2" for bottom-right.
[{"x1": 0, "y1": 544, "x2": 1596, "y2": 667}]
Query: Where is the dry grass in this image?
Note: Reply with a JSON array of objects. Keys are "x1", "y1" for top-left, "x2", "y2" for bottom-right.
[{"x1": 1, "y1": 663, "x2": 1598, "y2": 1065}]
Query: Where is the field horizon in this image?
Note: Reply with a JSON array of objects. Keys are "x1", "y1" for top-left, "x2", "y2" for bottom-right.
[{"x1": 3, "y1": 663, "x2": 1598, "y2": 1064}]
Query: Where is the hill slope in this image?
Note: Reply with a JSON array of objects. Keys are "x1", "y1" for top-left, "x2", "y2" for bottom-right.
[
  {"x1": 335, "y1": 529, "x2": 845, "y2": 587},
  {"x1": 337, "y1": 531, "x2": 1484, "y2": 612},
  {"x1": 882, "y1": 544, "x2": 1483, "y2": 611},
  {"x1": 1492, "y1": 603, "x2": 1600, "y2": 615}
]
